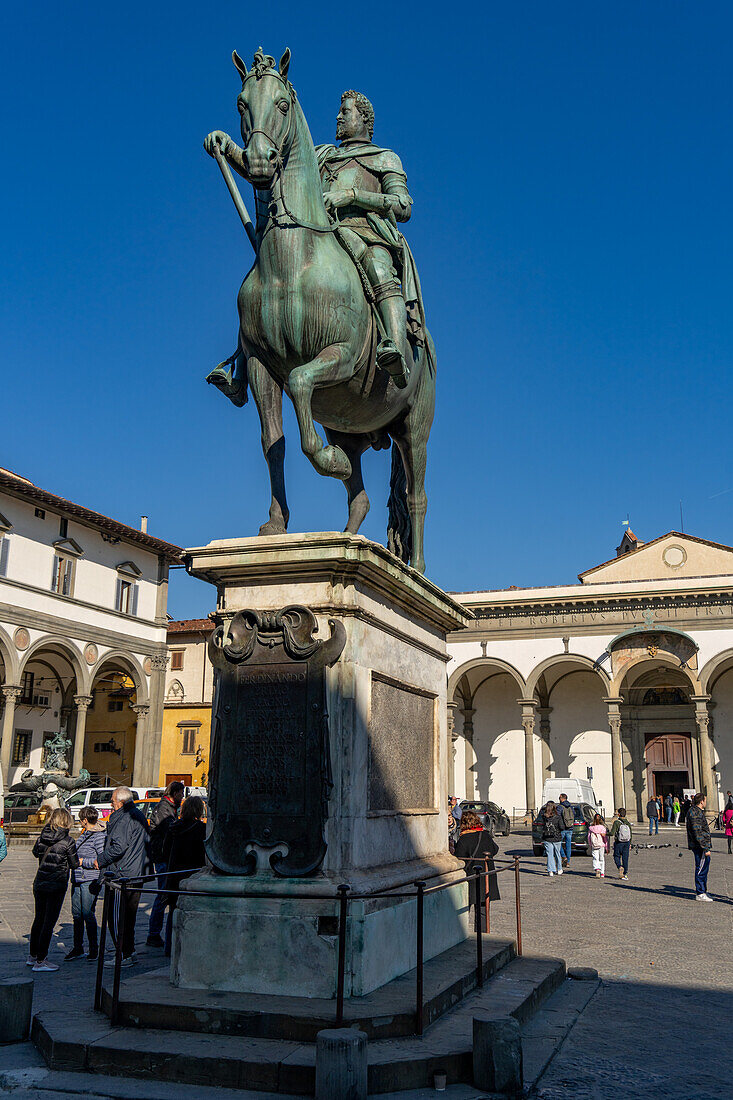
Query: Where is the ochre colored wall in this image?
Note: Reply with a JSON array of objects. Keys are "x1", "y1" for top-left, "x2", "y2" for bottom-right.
[{"x1": 159, "y1": 704, "x2": 211, "y2": 787}]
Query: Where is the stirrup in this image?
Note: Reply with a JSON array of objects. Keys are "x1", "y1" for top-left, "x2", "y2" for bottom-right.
[{"x1": 376, "y1": 340, "x2": 410, "y2": 389}]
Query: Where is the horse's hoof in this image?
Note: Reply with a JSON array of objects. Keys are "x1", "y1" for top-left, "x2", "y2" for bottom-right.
[
  {"x1": 313, "y1": 445, "x2": 352, "y2": 480},
  {"x1": 258, "y1": 520, "x2": 288, "y2": 536}
]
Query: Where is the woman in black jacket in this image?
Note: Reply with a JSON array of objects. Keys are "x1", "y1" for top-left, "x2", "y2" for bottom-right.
[
  {"x1": 537, "y1": 801, "x2": 564, "y2": 877},
  {"x1": 454, "y1": 810, "x2": 500, "y2": 931},
  {"x1": 162, "y1": 796, "x2": 207, "y2": 956},
  {"x1": 29, "y1": 808, "x2": 79, "y2": 971}
]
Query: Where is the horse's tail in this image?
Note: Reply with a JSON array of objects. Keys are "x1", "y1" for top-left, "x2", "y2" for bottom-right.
[{"x1": 387, "y1": 442, "x2": 411, "y2": 564}]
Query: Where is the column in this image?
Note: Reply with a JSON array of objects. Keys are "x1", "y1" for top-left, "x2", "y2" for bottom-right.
[
  {"x1": 71, "y1": 695, "x2": 93, "y2": 777},
  {"x1": 0, "y1": 685, "x2": 22, "y2": 783},
  {"x1": 537, "y1": 706, "x2": 552, "y2": 788},
  {"x1": 692, "y1": 695, "x2": 717, "y2": 803},
  {"x1": 605, "y1": 697, "x2": 625, "y2": 811},
  {"x1": 131, "y1": 703, "x2": 151, "y2": 786},
  {"x1": 519, "y1": 700, "x2": 537, "y2": 816},
  {"x1": 447, "y1": 701, "x2": 459, "y2": 795},
  {"x1": 461, "y1": 706, "x2": 476, "y2": 800}
]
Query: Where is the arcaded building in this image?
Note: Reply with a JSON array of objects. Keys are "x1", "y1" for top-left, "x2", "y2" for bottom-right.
[{"x1": 447, "y1": 530, "x2": 733, "y2": 821}]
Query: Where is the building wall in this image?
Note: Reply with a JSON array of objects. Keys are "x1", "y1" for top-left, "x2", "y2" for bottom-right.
[
  {"x1": 160, "y1": 626, "x2": 214, "y2": 787},
  {"x1": 159, "y1": 704, "x2": 211, "y2": 787}
]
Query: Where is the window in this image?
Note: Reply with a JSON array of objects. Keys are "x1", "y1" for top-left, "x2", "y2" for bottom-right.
[
  {"x1": 181, "y1": 727, "x2": 196, "y2": 755},
  {"x1": 0, "y1": 536, "x2": 9, "y2": 577},
  {"x1": 170, "y1": 650, "x2": 184, "y2": 671},
  {"x1": 114, "y1": 577, "x2": 138, "y2": 615},
  {"x1": 12, "y1": 730, "x2": 32, "y2": 766},
  {"x1": 35, "y1": 508, "x2": 45, "y2": 520},
  {"x1": 59, "y1": 517, "x2": 68, "y2": 538},
  {"x1": 52, "y1": 554, "x2": 74, "y2": 596},
  {"x1": 89, "y1": 790, "x2": 114, "y2": 805},
  {"x1": 66, "y1": 791, "x2": 87, "y2": 808},
  {"x1": 107, "y1": 698, "x2": 124, "y2": 712},
  {"x1": 20, "y1": 671, "x2": 34, "y2": 704}
]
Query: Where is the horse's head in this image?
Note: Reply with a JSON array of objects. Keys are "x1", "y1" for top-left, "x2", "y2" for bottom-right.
[{"x1": 233, "y1": 47, "x2": 294, "y2": 188}]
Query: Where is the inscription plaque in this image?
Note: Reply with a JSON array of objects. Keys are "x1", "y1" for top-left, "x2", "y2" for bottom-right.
[
  {"x1": 207, "y1": 606, "x2": 345, "y2": 876},
  {"x1": 368, "y1": 674, "x2": 435, "y2": 813}
]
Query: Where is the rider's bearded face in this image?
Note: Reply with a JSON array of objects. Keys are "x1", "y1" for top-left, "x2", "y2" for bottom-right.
[{"x1": 336, "y1": 98, "x2": 366, "y2": 142}]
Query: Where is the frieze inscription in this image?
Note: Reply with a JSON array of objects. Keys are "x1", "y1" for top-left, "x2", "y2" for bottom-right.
[{"x1": 467, "y1": 596, "x2": 733, "y2": 634}]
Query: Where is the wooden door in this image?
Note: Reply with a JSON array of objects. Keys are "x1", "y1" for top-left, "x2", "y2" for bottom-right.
[{"x1": 165, "y1": 772, "x2": 192, "y2": 785}]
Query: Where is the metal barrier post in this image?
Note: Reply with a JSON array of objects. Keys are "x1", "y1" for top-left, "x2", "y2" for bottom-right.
[
  {"x1": 415, "y1": 881, "x2": 425, "y2": 1035},
  {"x1": 484, "y1": 860, "x2": 491, "y2": 934},
  {"x1": 514, "y1": 856, "x2": 522, "y2": 957},
  {"x1": 335, "y1": 884, "x2": 350, "y2": 1025},
  {"x1": 474, "y1": 872, "x2": 483, "y2": 986},
  {"x1": 94, "y1": 879, "x2": 111, "y2": 1012},
  {"x1": 111, "y1": 881, "x2": 127, "y2": 1027}
]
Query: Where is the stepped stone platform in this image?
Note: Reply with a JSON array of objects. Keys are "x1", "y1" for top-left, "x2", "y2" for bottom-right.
[{"x1": 32, "y1": 936, "x2": 567, "y2": 1095}]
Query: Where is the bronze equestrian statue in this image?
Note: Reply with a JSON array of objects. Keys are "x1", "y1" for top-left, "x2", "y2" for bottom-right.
[{"x1": 204, "y1": 48, "x2": 436, "y2": 572}]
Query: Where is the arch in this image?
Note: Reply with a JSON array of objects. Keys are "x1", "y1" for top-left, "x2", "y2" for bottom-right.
[
  {"x1": 525, "y1": 653, "x2": 610, "y2": 700},
  {"x1": 0, "y1": 624, "x2": 20, "y2": 685},
  {"x1": 699, "y1": 648, "x2": 733, "y2": 695},
  {"x1": 19, "y1": 635, "x2": 88, "y2": 695},
  {"x1": 90, "y1": 651, "x2": 149, "y2": 706},
  {"x1": 611, "y1": 654, "x2": 702, "y2": 698},
  {"x1": 448, "y1": 656, "x2": 526, "y2": 702}
]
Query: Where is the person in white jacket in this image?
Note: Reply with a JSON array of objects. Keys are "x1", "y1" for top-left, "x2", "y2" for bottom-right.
[{"x1": 587, "y1": 815, "x2": 609, "y2": 878}]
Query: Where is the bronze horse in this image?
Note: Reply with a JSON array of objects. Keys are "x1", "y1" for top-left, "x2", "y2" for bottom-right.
[{"x1": 205, "y1": 49, "x2": 435, "y2": 572}]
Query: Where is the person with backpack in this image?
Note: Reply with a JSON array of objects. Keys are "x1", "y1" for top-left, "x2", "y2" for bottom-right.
[
  {"x1": 609, "y1": 808, "x2": 633, "y2": 879},
  {"x1": 557, "y1": 793, "x2": 575, "y2": 868},
  {"x1": 646, "y1": 795, "x2": 659, "y2": 836},
  {"x1": 664, "y1": 793, "x2": 674, "y2": 824},
  {"x1": 146, "y1": 781, "x2": 184, "y2": 948},
  {"x1": 537, "y1": 801, "x2": 564, "y2": 876},
  {"x1": 587, "y1": 814, "x2": 609, "y2": 878},
  {"x1": 28, "y1": 808, "x2": 79, "y2": 971},
  {"x1": 672, "y1": 795, "x2": 681, "y2": 827}
]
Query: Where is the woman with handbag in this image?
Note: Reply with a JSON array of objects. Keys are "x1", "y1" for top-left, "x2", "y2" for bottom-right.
[
  {"x1": 454, "y1": 810, "x2": 500, "y2": 931},
  {"x1": 29, "y1": 808, "x2": 79, "y2": 972}
]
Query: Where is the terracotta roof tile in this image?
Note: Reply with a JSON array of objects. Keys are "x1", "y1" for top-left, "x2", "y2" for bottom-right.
[{"x1": 167, "y1": 618, "x2": 214, "y2": 634}]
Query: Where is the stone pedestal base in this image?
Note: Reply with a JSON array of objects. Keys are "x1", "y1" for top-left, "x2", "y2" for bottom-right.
[{"x1": 175, "y1": 532, "x2": 471, "y2": 998}]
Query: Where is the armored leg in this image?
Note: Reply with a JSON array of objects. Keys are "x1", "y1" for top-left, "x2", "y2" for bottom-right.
[{"x1": 363, "y1": 247, "x2": 409, "y2": 389}]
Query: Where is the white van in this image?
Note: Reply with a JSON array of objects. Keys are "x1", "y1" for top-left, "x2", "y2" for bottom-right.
[
  {"x1": 65, "y1": 786, "x2": 141, "y2": 822},
  {"x1": 541, "y1": 778, "x2": 599, "y2": 809}
]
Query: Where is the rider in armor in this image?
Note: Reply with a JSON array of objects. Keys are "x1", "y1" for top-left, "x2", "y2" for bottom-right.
[{"x1": 316, "y1": 91, "x2": 417, "y2": 389}]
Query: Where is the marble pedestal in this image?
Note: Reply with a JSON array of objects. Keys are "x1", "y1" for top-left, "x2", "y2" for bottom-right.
[{"x1": 173, "y1": 532, "x2": 472, "y2": 997}]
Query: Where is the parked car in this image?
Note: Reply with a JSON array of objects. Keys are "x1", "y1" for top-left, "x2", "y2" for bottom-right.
[
  {"x1": 134, "y1": 797, "x2": 162, "y2": 824},
  {"x1": 532, "y1": 802, "x2": 596, "y2": 856},
  {"x1": 65, "y1": 786, "x2": 141, "y2": 822},
  {"x1": 3, "y1": 792, "x2": 44, "y2": 824},
  {"x1": 459, "y1": 800, "x2": 511, "y2": 836}
]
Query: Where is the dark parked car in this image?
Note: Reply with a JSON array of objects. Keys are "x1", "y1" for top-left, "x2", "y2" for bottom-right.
[
  {"x1": 532, "y1": 803, "x2": 597, "y2": 856},
  {"x1": 459, "y1": 800, "x2": 511, "y2": 836},
  {"x1": 4, "y1": 792, "x2": 44, "y2": 824}
]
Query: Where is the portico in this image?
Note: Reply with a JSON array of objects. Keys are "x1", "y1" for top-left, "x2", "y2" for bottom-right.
[{"x1": 447, "y1": 530, "x2": 733, "y2": 821}]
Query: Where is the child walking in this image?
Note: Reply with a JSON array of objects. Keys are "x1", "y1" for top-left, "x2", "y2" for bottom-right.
[{"x1": 587, "y1": 814, "x2": 609, "y2": 878}]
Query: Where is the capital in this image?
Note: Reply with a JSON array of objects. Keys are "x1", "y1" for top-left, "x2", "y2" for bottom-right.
[
  {"x1": 150, "y1": 654, "x2": 169, "y2": 672},
  {"x1": 131, "y1": 703, "x2": 150, "y2": 717},
  {"x1": 2, "y1": 684, "x2": 23, "y2": 702},
  {"x1": 73, "y1": 694, "x2": 94, "y2": 711}
]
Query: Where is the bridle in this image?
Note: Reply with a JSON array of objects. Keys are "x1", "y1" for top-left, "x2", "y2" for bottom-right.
[{"x1": 241, "y1": 70, "x2": 336, "y2": 238}]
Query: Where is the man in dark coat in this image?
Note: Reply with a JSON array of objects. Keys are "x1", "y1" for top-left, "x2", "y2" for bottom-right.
[
  {"x1": 146, "y1": 781, "x2": 184, "y2": 947},
  {"x1": 686, "y1": 792, "x2": 713, "y2": 901},
  {"x1": 646, "y1": 796, "x2": 659, "y2": 836},
  {"x1": 95, "y1": 787, "x2": 150, "y2": 965}
]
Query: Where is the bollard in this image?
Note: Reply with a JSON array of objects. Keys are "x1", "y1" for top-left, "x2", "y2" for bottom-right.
[
  {"x1": 472, "y1": 1014, "x2": 523, "y2": 1096},
  {"x1": 0, "y1": 977, "x2": 33, "y2": 1043},
  {"x1": 315, "y1": 1027, "x2": 368, "y2": 1100}
]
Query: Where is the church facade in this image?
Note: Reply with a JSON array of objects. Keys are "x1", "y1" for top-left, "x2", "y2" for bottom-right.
[{"x1": 447, "y1": 531, "x2": 733, "y2": 821}]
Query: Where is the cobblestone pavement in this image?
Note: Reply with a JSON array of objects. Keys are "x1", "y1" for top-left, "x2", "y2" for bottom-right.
[
  {"x1": 489, "y1": 825, "x2": 733, "y2": 1098},
  {"x1": 1, "y1": 826, "x2": 732, "y2": 1098}
]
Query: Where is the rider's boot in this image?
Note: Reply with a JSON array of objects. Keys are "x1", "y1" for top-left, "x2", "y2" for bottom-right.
[
  {"x1": 206, "y1": 348, "x2": 248, "y2": 407},
  {"x1": 375, "y1": 289, "x2": 410, "y2": 389}
]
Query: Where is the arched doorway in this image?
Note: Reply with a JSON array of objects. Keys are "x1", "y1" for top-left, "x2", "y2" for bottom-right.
[
  {"x1": 11, "y1": 640, "x2": 83, "y2": 786},
  {"x1": 84, "y1": 665, "x2": 140, "y2": 786}
]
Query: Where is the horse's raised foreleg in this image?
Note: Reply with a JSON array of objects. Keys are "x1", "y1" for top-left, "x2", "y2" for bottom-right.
[
  {"x1": 248, "y1": 355, "x2": 290, "y2": 536},
  {"x1": 390, "y1": 345, "x2": 436, "y2": 574},
  {"x1": 325, "y1": 429, "x2": 371, "y2": 534},
  {"x1": 288, "y1": 347, "x2": 355, "y2": 480}
]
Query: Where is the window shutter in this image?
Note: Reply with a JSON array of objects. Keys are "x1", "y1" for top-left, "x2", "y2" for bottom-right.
[
  {"x1": 51, "y1": 554, "x2": 60, "y2": 591},
  {"x1": 130, "y1": 584, "x2": 139, "y2": 617},
  {"x1": 114, "y1": 577, "x2": 123, "y2": 612},
  {"x1": 0, "y1": 537, "x2": 8, "y2": 577}
]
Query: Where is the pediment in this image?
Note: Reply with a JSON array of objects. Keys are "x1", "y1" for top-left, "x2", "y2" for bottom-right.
[
  {"x1": 0, "y1": 511, "x2": 12, "y2": 532},
  {"x1": 52, "y1": 537, "x2": 84, "y2": 557},
  {"x1": 116, "y1": 560, "x2": 142, "y2": 578},
  {"x1": 580, "y1": 532, "x2": 733, "y2": 584}
]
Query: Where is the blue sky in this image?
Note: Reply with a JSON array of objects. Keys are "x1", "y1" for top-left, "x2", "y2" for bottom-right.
[{"x1": 3, "y1": 3, "x2": 733, "y2": 618}]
